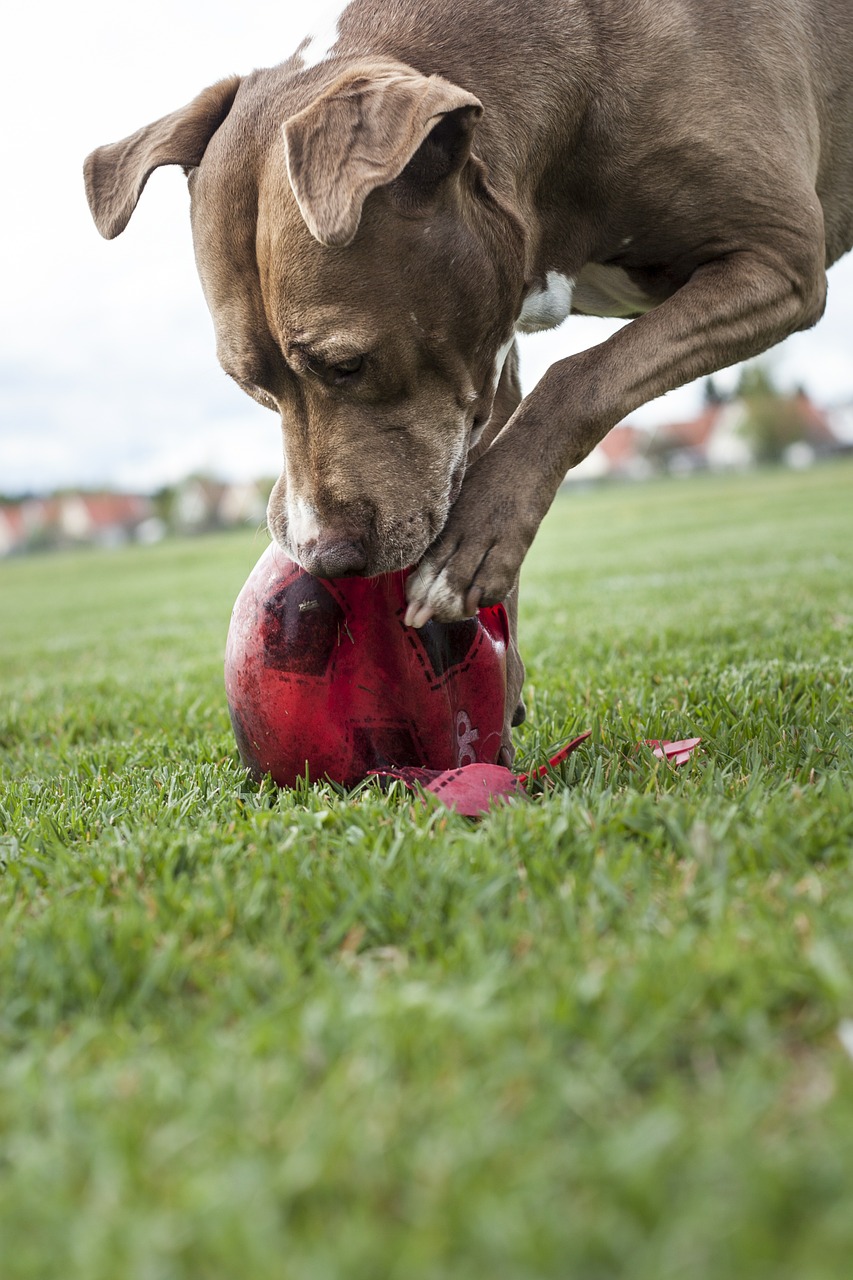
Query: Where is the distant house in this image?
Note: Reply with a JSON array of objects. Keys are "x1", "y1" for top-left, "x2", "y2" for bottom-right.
[
  {"x1": 0, "y1": 492, "x2": 155, "y2": 556},
  {"x1": 172, "y1": 477, "x2": 226, "y2": 533},
  {"x1": 0, "y1": 479, "x2": 272, "y2": 556},
  {"x1": 646, "y1": 389, "x2": 841, "y2": 474},
  {"x1": 56, "y1": 492, "x2": 153, "y2": 546},
  {"x1": 564, "y1": 423, "x2": 654, "y2": 483},
  {"x1": 0, "y1": 497, "x2": 60, "y2": 555},
  {"x1": 827, "y1": 400, "x2": 853, "y2": 448},
  {"x1": 648, "y1": 402, "x2": 751, "y2": 474},
  {"x1": 171, "y1": 476, "x2": 269, "y2": 532},
  {"x1": 0, "y1": 505, "x2": 26, "y2": 556},
  {"x1": 218, "y1": 481, "x2": 269, "y2": 528},
  {"x1": 562, "y1": 387, "x2": 845, "y2": 484}
]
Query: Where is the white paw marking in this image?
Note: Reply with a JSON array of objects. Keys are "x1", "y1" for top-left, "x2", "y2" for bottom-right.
[
  {"x1": 405, "y1": 558, "x2": 469, "y2": 627},
  {"x1": 516, "y1": 270, "x2": 575, "y2": 333}
]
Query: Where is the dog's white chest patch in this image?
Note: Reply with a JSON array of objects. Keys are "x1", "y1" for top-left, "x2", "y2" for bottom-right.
[
  {"x1": 491, "y1": 335, "x2": 515, "y2": 391},
  {"x1": 296, "y1": 0, "x2": 351, "y2": 68},
  {"x1": 516, "y1": 271, "x2": 575, "y2": 333}
]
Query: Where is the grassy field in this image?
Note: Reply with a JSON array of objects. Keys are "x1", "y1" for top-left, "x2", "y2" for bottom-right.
[{"x1": 2, "y1": 462, "x2": 852, "y2": 1279}]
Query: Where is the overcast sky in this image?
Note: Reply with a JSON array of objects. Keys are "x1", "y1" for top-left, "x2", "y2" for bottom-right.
[{"x1": 2, "y1": 0, "x2": 852, "y2": 495}]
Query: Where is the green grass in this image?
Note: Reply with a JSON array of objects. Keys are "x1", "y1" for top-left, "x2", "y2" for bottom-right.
[{"x1": 1, "y1": 462, "x2": 852, "y2": 1280}]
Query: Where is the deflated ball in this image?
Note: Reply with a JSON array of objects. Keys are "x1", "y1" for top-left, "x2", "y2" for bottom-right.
[{"x1": 225, "y1": 544, "x2": 509, "y2": 788}]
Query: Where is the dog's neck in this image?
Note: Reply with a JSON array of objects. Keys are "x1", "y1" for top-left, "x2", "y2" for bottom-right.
[{"x1": 334, "y1": 0, "x2": 597, "y2": 184}]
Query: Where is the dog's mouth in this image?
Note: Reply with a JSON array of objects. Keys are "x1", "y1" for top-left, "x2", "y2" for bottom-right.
[{"x1": 268, "y1": 504, "x2": 441, "y2": 580}]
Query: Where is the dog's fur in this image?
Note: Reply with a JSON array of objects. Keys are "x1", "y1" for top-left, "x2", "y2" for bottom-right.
[{"x1": 85, "y1": 0, "x2": 852, "y2": 756}]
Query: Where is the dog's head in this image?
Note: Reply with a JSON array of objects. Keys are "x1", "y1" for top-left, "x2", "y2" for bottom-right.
[{"x1": 85, "y1": 61, "x2": 525, "y2": 576}]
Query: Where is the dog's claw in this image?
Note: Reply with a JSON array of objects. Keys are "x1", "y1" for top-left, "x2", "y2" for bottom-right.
[
  {"x1": 404, "y1": 600, "x2": 434, "y2": 629},
  {"x1": 464, "y1": 584, "x2": 484, "y2": 616},
  {"x1": 406, "y1": 555, "x2": 471, "y2": 625},
  {"x1": 404, "y1": 562, "x2": 438, "y2": 627}
]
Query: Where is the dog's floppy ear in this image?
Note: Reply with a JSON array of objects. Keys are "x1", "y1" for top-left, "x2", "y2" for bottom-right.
[
  {"x1": 282, "y1": 64, "x2": 483, "y2": 247},
  {"x1": 84, "y1": 76, "x2": 242, "y2": 239}
]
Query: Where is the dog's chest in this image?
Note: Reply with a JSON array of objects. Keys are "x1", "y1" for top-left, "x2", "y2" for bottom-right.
[
  {"x1": 573, "y1": 263, "x2": 659, "y2": 319},
  {"x1": 516, "y1": 264, "x2": 657, "y2": 332}
]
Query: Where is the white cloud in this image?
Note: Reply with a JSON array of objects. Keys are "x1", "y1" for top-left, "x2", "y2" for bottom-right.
[{"x1": 1, "y1": 1, "x2": 852, "y2": 494}]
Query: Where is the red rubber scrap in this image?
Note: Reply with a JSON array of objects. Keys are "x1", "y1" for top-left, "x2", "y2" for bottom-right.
[
  {"x1": 374, "y1": 734, "x2": 701, "y2": 814},
  {"x1": 517, "y1": 731, "x2": 593, "y2": 783},
  {"x1": 374, "y1": 732, "x2": 592, "y2": 815},
  {"x1": 374, "y1": 763, "x2": 525, "y2": 816},
  {"x1": 645, "y1": 738, "x2": 702, "y2": 765}
]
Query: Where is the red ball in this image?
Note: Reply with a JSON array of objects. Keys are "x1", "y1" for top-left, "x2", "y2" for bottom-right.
[{"x1": 225, "y1": 544, "x2": 509, "y2": 787}]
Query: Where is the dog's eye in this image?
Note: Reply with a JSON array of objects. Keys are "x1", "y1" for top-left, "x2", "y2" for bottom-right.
[
  {"x1": 332, "y1": 356, "x2": 364, "y2": 379},
  {"x1": 296, "y1": 348, "x2": 366, "y2": 386}
]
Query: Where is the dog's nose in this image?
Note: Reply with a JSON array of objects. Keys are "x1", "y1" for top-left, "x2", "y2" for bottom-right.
[{"x1": 299, "y1": 535, "x2": 368, "y2": 579}]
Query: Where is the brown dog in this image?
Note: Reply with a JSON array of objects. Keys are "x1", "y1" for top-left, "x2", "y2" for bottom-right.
[{"x1": 85, "y1": 0, "x2": 852, "y2": 754}]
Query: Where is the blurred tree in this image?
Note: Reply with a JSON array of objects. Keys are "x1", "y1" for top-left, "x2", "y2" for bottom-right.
[
  {"x1": 736, "y1": 364, "x2": 809, "y2": 463},
  {"x1": 152, "y1": 485, "x2": 176, "y2": 525},
  {"x1": 703, "y1": 375, "x2": 727, "y2": 406}
]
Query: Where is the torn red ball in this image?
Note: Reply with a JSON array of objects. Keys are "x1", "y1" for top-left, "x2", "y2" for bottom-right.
[{"x1": 225, "y1": 543, "x2": 509, "y2": 788}]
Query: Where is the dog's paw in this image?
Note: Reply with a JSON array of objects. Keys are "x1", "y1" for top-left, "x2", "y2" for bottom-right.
[{"x1": 404, "y1": 486, "x2": 535, "y2": 627}]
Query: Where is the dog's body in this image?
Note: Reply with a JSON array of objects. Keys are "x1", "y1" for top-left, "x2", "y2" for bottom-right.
[{"x1": 86, "y1": 0, "x2": 852, "y2": 756}]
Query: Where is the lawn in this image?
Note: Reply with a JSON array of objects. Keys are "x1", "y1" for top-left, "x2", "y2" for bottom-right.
[{"x1": 1, "y1": 462, "x2": 852, "y2": 1279}]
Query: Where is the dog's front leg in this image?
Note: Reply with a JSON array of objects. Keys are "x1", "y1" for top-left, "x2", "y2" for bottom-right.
[
  {"x1": 406, "y1": 242, "x2": 827, "y2": 625},
  {"x1": 470, "y1": 344, "x2": 526, "y2": 764}
]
